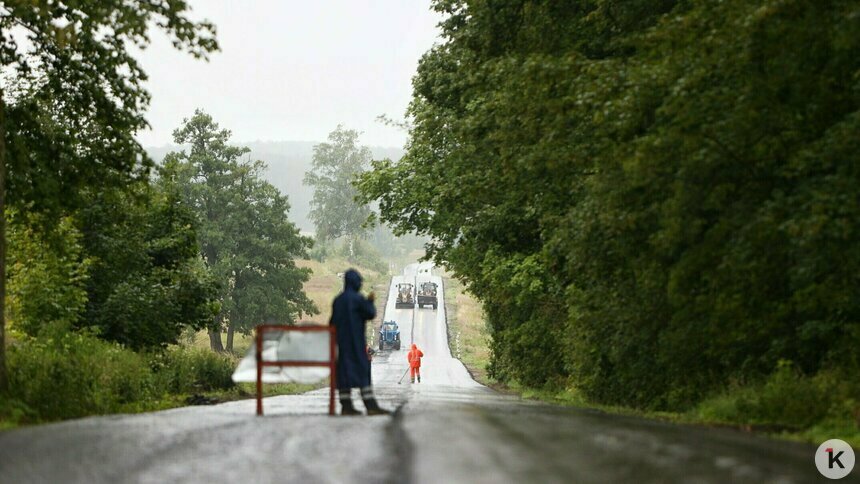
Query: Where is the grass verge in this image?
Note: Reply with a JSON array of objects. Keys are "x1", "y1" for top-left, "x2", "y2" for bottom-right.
[{"x1": 443, "y1": 275, "x2": 493, "y2": 386}]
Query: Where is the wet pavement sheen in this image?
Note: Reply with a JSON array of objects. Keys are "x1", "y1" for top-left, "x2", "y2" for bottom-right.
[{"x1": 0, "y1": 263, "x2": 850, "y2": 483}]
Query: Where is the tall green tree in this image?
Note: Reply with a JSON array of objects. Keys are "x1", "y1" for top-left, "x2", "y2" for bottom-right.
[
  {"x1": 360, "y1": 0, "x2": 860, "y2": 410},
  {"x1": 0, "y1": 1, "x2": 217, "y2": 389},
  {"x1": 164, "y1": 110, "x2": 317, "y2": 352},
  {"x1": 304, "y1": 126, "x2": 373, "y2": 255}
]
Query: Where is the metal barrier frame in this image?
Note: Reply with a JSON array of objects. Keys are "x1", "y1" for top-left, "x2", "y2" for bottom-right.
[{"x1": 255, "y1": 324, "x2": 337, "y2": 416}]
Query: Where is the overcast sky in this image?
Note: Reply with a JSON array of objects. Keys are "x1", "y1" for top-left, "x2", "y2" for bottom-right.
[{"x1": 135, "y1": 1, "x2": 442, "y2": 149}]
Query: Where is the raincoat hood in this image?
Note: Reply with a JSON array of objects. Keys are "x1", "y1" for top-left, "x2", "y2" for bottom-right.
[
  {"x1": 344, "y1": 269, "x2": 362, "y2": 292},
  {"x1": 411, "y1": 344, "x2": 417, "y2": 350}
]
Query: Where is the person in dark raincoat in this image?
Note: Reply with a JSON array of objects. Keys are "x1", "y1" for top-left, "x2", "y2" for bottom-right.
[{"x1": 329, "y1": 269, "x2": 390, "y2": 416}]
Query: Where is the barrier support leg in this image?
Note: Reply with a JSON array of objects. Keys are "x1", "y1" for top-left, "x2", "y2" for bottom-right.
[{"x1": 256, "y1": 329, "x2": 263, "y2": 416}]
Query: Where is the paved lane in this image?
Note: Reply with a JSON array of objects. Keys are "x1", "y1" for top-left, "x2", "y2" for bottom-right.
[{"x1": 0, "y1": 264, "x2": 845, "y2": 484}]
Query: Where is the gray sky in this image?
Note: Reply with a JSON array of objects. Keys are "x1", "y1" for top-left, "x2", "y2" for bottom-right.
[{"x1": 135, "y1": 1, "x2": 442, "y2": 149}]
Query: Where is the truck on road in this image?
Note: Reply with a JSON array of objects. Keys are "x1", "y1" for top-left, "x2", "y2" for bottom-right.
[
  {"x1": 417, "y1": 281, "x2": 438, "y2": 309},
  {"x1": 395, "y1": 283, "x2": 415, "y2": 309}
]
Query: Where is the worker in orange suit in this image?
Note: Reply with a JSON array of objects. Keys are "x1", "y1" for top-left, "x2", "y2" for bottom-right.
[{"x1": 407, "y1": 343, "x2": 424, "y2": 383}]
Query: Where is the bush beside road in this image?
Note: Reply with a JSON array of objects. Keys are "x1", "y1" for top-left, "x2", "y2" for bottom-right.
[
  {"x1": 1, "y1": 329, "x2": 232, "y2": 428},
  {"x1": 0, "y1": 255, "x2": 382, "y2": 430},
  {"x1": 0, "y1": 327, "x2": 317, "y2": 430}
]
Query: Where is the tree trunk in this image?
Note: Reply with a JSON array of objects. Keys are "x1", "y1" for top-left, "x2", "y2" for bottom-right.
[
  {"x1": 0, "y1": 91, "x2": 7, "y2": 392},
  {"x1": 202, "y1": 247, "x2": 224, "y2": 352},
  {"x1": 208, "y1": 329, "x2": 224, "y2": 352},
  {"x1": 208, "y1": 314, "x2": 224, "y2": 352},
  {"x1": 225, "y1": 322, "x2": 235, "y2": 353}
]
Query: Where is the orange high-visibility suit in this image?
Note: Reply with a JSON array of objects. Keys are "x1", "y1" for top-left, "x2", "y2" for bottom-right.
[{"x1": 408, "y1": 344, "x2": 424, "y2": 383}]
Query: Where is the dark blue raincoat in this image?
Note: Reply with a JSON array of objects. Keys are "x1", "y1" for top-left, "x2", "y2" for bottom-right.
[{"x1": 329, "y1": 269, "x2": 376, "y2": 389}]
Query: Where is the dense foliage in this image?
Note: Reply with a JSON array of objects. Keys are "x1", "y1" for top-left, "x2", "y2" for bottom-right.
[
  {"x1": 7, "y1": 213, "x2": 90, "y2": 336},
  {"x1": 359, "y1": 0, "x2": 860, "y2": 411},
  {"x1": 78, "y1": 183, "x2": 220, "y2": 349},
  {"x1": 1, "y1": 0, "x2": 217, "y2": 213},
  {"x1": 0, "y1": 0, "x2": 217, "y2": 389},
  {"x1": 164, "y1": 110, "x2": 317, "y2": 351},
  {"x1": 0, "y1": 3, "x2": 316, "y2": 422},
  {"x1": 4, "y1": 328, "x2": 236, "y2": 423},
  {"x1": 6, "y1": 182, "x2": 219, "y2": 349}
]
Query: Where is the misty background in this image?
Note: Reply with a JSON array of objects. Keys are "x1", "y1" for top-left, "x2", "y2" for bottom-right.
[
  {"x1": 139, "y1": 1, "x2": 439, "y2": 231},
  {"x1": 147, "y1": 143, "x2": 403, "y2": 232}
]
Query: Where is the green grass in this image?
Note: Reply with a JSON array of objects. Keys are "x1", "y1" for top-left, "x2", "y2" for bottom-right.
[
  {"x1": 515, "y1": 382, "x2": 860, "y2": 448},
  {"x1": 442, "y1": 274, "x2": 494, "y2": 386},
  {"x1": 508, "y1": 368, "x2": 860, "y2": 447},
  {"x1": 690, "y1": 364, "x2": 860, "y2": 447}
]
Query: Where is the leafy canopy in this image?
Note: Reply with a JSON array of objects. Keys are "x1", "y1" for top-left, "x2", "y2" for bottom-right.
[
  {"x1": 304, "y1": 126, "x2": 373, "y2": 243},
  {"x1": 78, "y1": 181, "x2": 220, "y2": 350},
  {"x1": 164, "y1": 110, "x2": 317, "y2": 347},
  {"x1": 359, "y1": 0, "x2": 860, "y2": 410},
  {"x1": 0, "y1": 0, "x2": 218, "y2": 389},
  {"x1": 1, "y1": 0, "x2": 218, "y2": 212}
]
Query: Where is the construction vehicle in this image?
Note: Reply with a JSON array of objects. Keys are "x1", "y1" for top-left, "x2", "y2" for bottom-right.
[
  {"x1": 378, "y1": 321, "x2": 401, "y2": 351},
  {"x1": 417, "y1": 281, "x2": 438, "y2": 309},
  {"x1": 395, "y1": 283, "x2": 414, "y2": 309}
]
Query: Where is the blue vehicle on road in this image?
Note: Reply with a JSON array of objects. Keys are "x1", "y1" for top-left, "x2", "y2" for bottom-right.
[{"x1": 378, "y1": 320, "x2": 401, "y2": 351}]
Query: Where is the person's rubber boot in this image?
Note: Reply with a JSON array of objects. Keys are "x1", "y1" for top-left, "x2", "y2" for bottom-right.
[
  {"x1": 340, "y1": 399, "x2": 361, "y2": 416},
  {"x1": 418, "y1": 375, "x2": 421, "y2": 383},
  {"x1": 364, "y1": 398, "x2": 392, "y2": 416}
]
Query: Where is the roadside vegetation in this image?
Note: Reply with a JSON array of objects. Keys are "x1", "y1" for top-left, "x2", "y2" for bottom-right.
[
  {"x1": 0, "y1": 106, "x2": 321, "y2": 428},
  {"x1": 0, "y1": 73, "x2": 407, "y2": 428},
  {"x1": 0, "y1": 3, "x2": 396, "y2": 429},
  {"x1": 1, "y1": 327, "x2": 316, "y2": 429},
  {"x1": 360, "y1": 0, "x2": 860, "y2": 445},
  {"x1": 445, "y1": 279, "x2": 860, "y2": 447},
  {"x1": 0, "y1": 1, "x2": 219, "y2": 396},
  {"x1": 0, "y1": 250, "x2": 386, "y2": 429},
  {"x1": 443, "y1": 276, "x2": 491, "y2": 386}
]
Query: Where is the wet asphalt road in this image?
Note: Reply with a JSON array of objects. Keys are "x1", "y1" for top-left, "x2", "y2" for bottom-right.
[{"x1": 0, "y1": 263, "x2": 852, "y2": 483}]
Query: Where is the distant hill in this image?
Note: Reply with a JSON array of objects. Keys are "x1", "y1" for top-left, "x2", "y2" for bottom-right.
[{"x1": 146, "y1": 141, "x2": 404, "y2": 232}]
